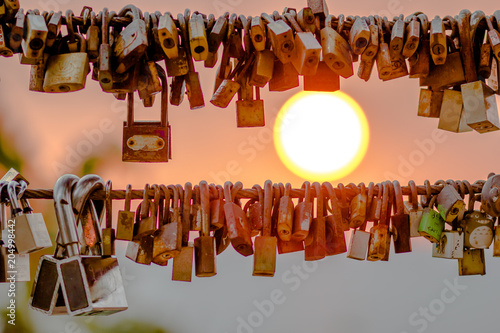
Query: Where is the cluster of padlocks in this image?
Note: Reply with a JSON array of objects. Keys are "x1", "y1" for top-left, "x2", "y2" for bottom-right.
[
  {"x1": 3, "y1": 168, "x2": 500, "y2": 316},
  {"x1": 2, "y1": 2, "x2": 500, "y2": 162}
]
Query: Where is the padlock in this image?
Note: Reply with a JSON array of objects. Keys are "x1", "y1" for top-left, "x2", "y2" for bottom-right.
[
  {"x1": 268, "y1": 57, "x2": 299, "y2": 91},
  {"x1": 323, "y1": 182, "x2": 347, "y2": 256},
  {"x1": 247, "y1": 184, "x2": 263, "y2": 236},
  {"x1": 158, "y1": 12, "x2": 179, "y2": 59},
  {"x1": 404, "y1": 180, "x2": 424, "y2": 237},
  {"x1": 98, "y1": 8, "x2": 114, "y2": 91},
  {"x1": 283, "y1": 13, "x2": 321, "y2": 76},
  {"x1": 7, "y1": 8, "x2": 24, "y2": 52},
  {"x1": 408, "y1": 34, "x2": 430, "y2": 78},
  {"x1": 224, "y1": 182, "x2": 253, "y2": 256},
  {"x1": 249, "y1": 49, "x2": 275, "y2": 87},
  {"x1": 101, "y1": 180, "x2": 115, "y2": 256},
  {"x1": 3, "y1": 0, "x2": 18, "y2": 21},
  {"x1": 357, "y1": 57, "x2": 375, "y2": 82},
  {"x1": 188, "y1": 13, "x2": 208, "y2": 61},
  {"x1": 250, "y1": 15, "x2": 266, "y2": 51},
  {"x1": 0, "y1": 24, "x2": 13, "y2": 57},
  {"x1": 116, "y1": 184, "x2": 135, "y2": 241},
  {"x1": 122, "y1": 68, "x2": 171, "y2": 162},
  {"x1": 348, "y1": 211, "x2": 371, "y2": 257},
  {"x1": 179, "y1": 13, "x2": 205, "y2": 110},
  {"x1": 227, "y1": 14, "x2": 245, "y2": 59},
  {"x1": 170, "y1": 75, "x2": 186, "y2": 106},
  {"x1": 44, "y1": 11, "x2": 62, "y2": 50},
  {"x1": 209, "y1": 13, "x2": 228, "y2": 53},
  {"x1": 164, "y1": 45, "x2": 189, "y2": 77},
  {"x1": 336, "y1": 183, "x2": 351, "y2": 231},
  {"x1": 493, "y1": 225, "x2": 500, "y2": 257},
  {"x1": 29, "y1": 53, "x2": 49, "y2": 92},
  {"x1": 30, "y1": 174, "x2": 127, "y2": 316},
  {"x1": 211, "y1": 53, "x2": 251, "y2": 108},
  {"x1": 113, "y1": 5, "x2": 148, "y2": 74},
  {"x1": 349, "y1": 16, "x2": 370, "y2": 56},
  {"x1": 402, "y1": 16, "x2": 420, "y2": 59},
  {"x1": 85, "y1": 11, "x2": 100, "y2": 62},
  {"x1": 210, "y1": 184, "x2": 225, "y2": 230},
  {"x1": 190, "y1": 184, "x2": 202, "y2": 231},
  {"x1": 213, "y1": 35, "x2": 233, "y2": 93},
  {"x1": 277, "y1": 183, "x2": 294, "y2": 241},
  {"x1": 366, "y1": 182, "x2": 382, "y2": 223},
  {"x1": 133, "y1": 185, "x2": 157, "y2": 238},
  {"x1": 125, "y1": 227, "x2": 154, "y2": 266},
  {"x1": 420, "y1": 50, "x2": 465, "y2": 89},
  {"x1": 432, "y1": 230, "x2": 464, "y2": 259},
  {"x1": 70, "y1": 174, "x2": 105, "y2": 256},
  {"x1": 292, "y1": 181, "x2": 312, "y2": 241},
  {"x1": 461, "y1": 181, "x2": 494, "y2": 249},
  {"x1": 418, "y1": 192, "x2": 445, "y2": 243},
  {"x1": 7, "y1": 181, "x2": 51, "y2": 254},
  {"x1": 261, "y1": 12, "x2": 295, "y2": 64},
  {"x1": 461, "y1": 80, "x2": 500, "y2": 133},
  {"x1": 303, "y1": 61, "x2": 340, "y2": 91},
  {"x1": 361, "y1": 16, "x2": 379, "y2": 61},
  {"x1": 481, "y1": 173, "x2": 500, "y2": 217},
  {"x1": 350, "y1": 183, "x2": 367, "y2": 229},
  {"x1": 44, "y1": 33, "x2": 90, "y2": 93},
  {"x1": 253, "y1": 180, "x2": 277, "y2": 276},
  {"x1": 389, "y1": 15, "x2": 405, "y2": 59},
  {"x1": 430, "y1": 16, "x2": 447, "y2": 65},
  {"x1": 376, "y1": 18, "x2": 392, "y2": 81},
  {"x1": 22, "y1": 12, "x2": 48, "y2": 60},
  {"x1": 367, "y1": 182, "x2": 390, "y2": 261},
  {"x1": 137, "y1": 59, "x2": 162, "y2": 100},
  {"x1": 459, "y1": 249, "x2": 486, "y2": 276},
  {"x1": 172, "y1": 184, "x2": 194, "y2": 282},
  {"x1": 304, "y1": 182, "x2": 326, "y2": 261},
  {"x1": 391, "y1": 180, "x2": 411, "y2": 253},
  {"x1": 457, "y1": 10, "x2": 478, "y2": 83},
  {"x1": 193, "y1": 182, "x2": 216, "y2": 277},
  {"x1": 307, "y1": 0, "x2": 328, "y2": 21},
  {"x1": 382, "y1": 17, "x2": 408, "y2": 80},
  {"x1": 486, "y1": 15, "x2": 500, "y2": 62},
  {"x1": 418, "y1": 89, "x2": 444, "y2": 118},
  {"x1": 436, "y1": 183, "x2": 465, "y2": 223},
  {"x1": 438, "y1": 88, "x2": 473, "y2": 133},
  {"x1": 479, "y1": 41, "x2": 492, "y2": 79},
  {"x1": 297, "y1": 7, "x2": 316, "y2": 34},
  {"x1": 321, "y1": 14, "x2": 353, "y2": 78}
]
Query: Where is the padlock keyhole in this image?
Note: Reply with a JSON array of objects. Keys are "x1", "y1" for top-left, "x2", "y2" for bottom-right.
[{"x1": 194, "y1": 46, "x2": 205, "y2": 54}]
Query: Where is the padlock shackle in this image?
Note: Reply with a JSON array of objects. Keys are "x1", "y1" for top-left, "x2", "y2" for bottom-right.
[
  {"x1": 408, "y1": 180, "x2": 418, "y2": 210},
  {"x1": 101, "y1": 8, "x2": 109, "y2": 43},
  {"x1": 379, "y1": 181, "x2": 390, "y2": 226},
  {"x1": 72, "y1": 174, "x2": 105, "y2": 224},
  {"x1": 124, "y1": 184, "x2": 132, "y2": 212},
  {"x1": 200, "y1": 181, "x2": 210, "y2": 236},
  {"x1": 284, "y1": 13, "x2": 303, "y2": 33},
  {"x1": 160, "y1": 184, "x2": 171, "y2": 226},
  {"x1": 322, "y1": 182, "x2": 343, "y2": 226},
  {"x1": 463, "y1": 180, "x2": 476, "y2": 212},
  {"x1": 337, "y1": 14, "x2": 345, "y2": 35},
  {"x1": 392, "y1": 180, "x2": 405, "y2": 216},
  {"x1": 7, "y1": 181, "x2": 22, "y2": 217},
  {"x1": 65, "y1": 9, "x2": 76, "y2": 43},
  {"x1": 105, "y1": 180, "x2": 112, "y2": 229},
  {"x1": 263, "y1": 180, "x2": 273, "y2": 237},
  {"x1": 53, "y1": 174, "x2": 80, "y2": 257}
]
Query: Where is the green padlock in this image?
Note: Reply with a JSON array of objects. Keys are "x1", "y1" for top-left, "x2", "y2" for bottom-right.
[{"x1": 418, "y1": 182, "x2": 445, "y2": 243}]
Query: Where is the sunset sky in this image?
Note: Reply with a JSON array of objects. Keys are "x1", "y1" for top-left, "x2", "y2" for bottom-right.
[{"x1": 1, "y1": 0, "x2": 500, "y2": 332}]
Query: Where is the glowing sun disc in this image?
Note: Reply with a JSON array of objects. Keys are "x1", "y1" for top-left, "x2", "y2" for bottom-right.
[{"x1": 274, "y1": 91, "x2": 369, "y2": 181}]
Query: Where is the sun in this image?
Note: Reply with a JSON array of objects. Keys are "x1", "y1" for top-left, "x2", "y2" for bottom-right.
[{"x1": 274, "y1": 91, "x2": 369, "y2": 181}]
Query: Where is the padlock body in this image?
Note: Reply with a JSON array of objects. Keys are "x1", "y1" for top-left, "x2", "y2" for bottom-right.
[
  {"x1": 420, "y1": 52, "x2": 466, "y2": 88},
  {"x1": 194, "y1": 236, "x2": 216, "y2": 277},
  {"x1": 123, "y1": 121, "x2": 170, "y2": 162},
  {"x1": 13, "y1": 213, "x2": 52, "y2": 254},
  {"x1": 291, "y1": 32, "x2": 321, "y2": 76},
  {"x1": 224, "y1": 202, "x2": 253, "y2": 256},
  {"x1": 211, "y1": 79, "x2": 240, "y2": 108},
  {"x1": 436, "y1": 185, "x2": 465, "y2": 222},
  {"x1": 277, "y1": 197, "x2": 294, "y2": 241},
  {"x1": 304, "y1": 217, "x2": 326, "y2": 260},
  {"x1": 43, "y1": 53, "x2": 90, "y2": 93},
  {"x1": 269, "y1": 59, "x2": 299, "y2": 91},
  {"x1": 292, "y1": 201, "x2": 312, "y2": 241},
  {"x1": 172, "y1": 246, "x2": 194, "y2": 282},
  {"x1": 267, "y1": 20, "x2": 295, "y2": 64},
  {"x1": 461, "y1": 80, "x2": 500, "y2": 133},
  {"x1": 325, "y1": 215, "x2": 347, "y2": 255},
  {"x1": 114, "y1": 20, "x2": 148, "y2": 74},
  {"x1": 116, "y1": 210, "x2": 135, "y2": 241},
  {"x1": 493, "y1": 226, "x2": 500, "y2": 257},
  {"x1": 253, "y1": 236, "x2": 277, "y2": 276},
  {"x1": 350, "y1": 193, "x2": 367, "y2": 229},
  {"x1": 101, "y1": 227, "x2": 115, "y2": 256},
  {"x1": 459, "y1": 249, "x2": 485, "y2": 276},
  {"x1": 392, "y1": 214, "x2": 412, "y2": 253},
  {"x1": 438, "y1": 89, "x2": 473, "y2": 132},
  {"x1": 165, "y1": 47, "x2": 189, "y2": 76},
  {"x1": 404, "y1": 201, "x2": 423, "y2": 237},
  {"x1": 462, "y1": 211, "x2": 494, "y2": 249},
  {"x1": 418, "y1": 89, "x2": 444, "y2": 118},
  {"x1": 125, "y1": 235, "x2": 153, "y2": 265},
  {"x1": 321, "y1": 27, "x2": 353, "y2": 78},
  {"x1": 367, "y1": 224, "x2": 389, "y2": 261},
  {"x1": 347, "y1": 229, "x2": 370, "y2": 260},
  {"x1": 249, "y1": 50, "x2": 275, "y2": 87},
  {"x1": 432, "y1": 231, "x2": 464, "y2": 259},
  {"x1": 153, "y1": 221, "x2": 182, "y2": 264},
  {"x1": 303, "y1": 61, "x2": 340, "y2": 92},
  {"x1": 277, "y1": 238, "x2": 304, "y2": 254},
  {"x1": 418, "y1": 209, "x2": 445, "y2": 243}
]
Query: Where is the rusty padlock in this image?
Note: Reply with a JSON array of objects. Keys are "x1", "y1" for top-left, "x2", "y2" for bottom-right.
[
  {"x1": 224, "y1": 182, "x2": 253, "y2": 256},
  {"x1": 323, "y1": 182, "x2": 347, "y2": 256},
  {"x1": 304, "y1": 182, "x2": 326, "y2": 261}
]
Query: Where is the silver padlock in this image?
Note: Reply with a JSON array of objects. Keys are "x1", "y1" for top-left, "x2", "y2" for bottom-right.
[
  {"x1": 7, "y1": 181, "x2": 52, "y2": 254},
  {"x1": 30, "y1": 174, "x2": 128, "y2": 316}
]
